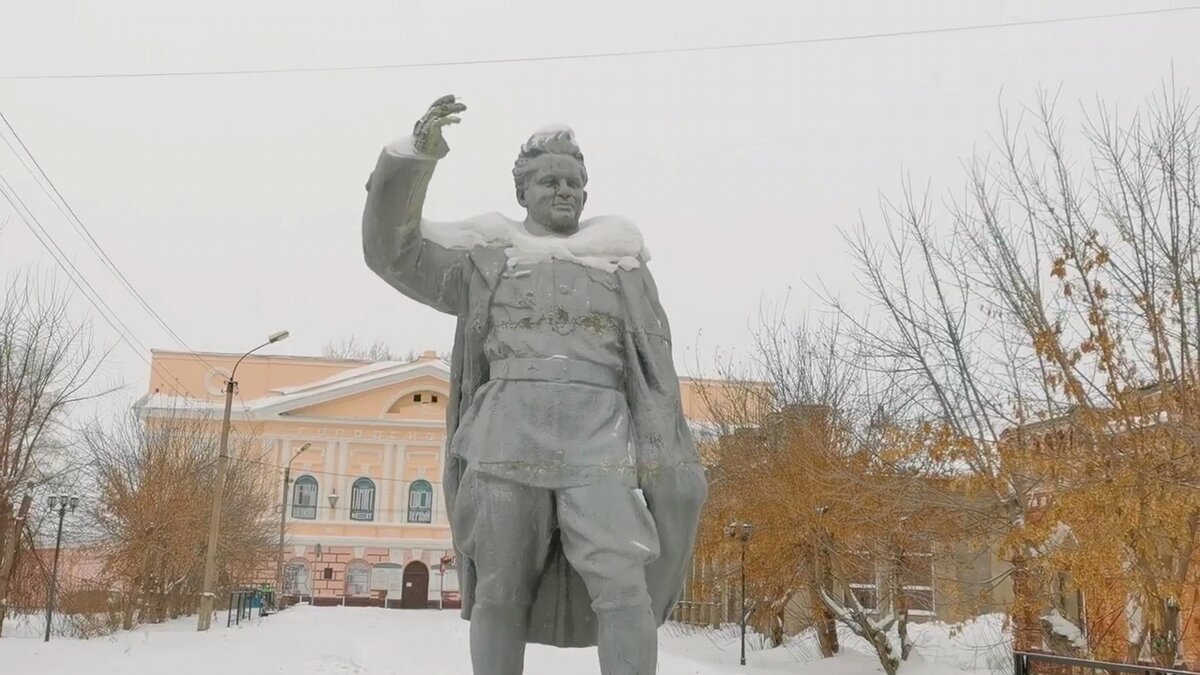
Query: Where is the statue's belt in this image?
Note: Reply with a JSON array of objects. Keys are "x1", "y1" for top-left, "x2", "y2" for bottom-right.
[{"x1": 488, "y1": 357, "x2": 622, "y2": 390}]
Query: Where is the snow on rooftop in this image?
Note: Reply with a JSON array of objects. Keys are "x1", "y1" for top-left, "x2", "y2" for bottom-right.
[
  {"x1": 138, "y1": 357, "x2": 450, "y2": 417},
  {"x1": 271, "y1": 359, "x2": 414, "y2": 396},
  {"x1": 1042, "y1": 609, "x2": 1088, "y2": 650}
]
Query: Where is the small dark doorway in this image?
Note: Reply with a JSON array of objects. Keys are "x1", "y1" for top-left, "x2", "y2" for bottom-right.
[{"x1": 400, "y1": 561, "x2": 430, "y2": 609}]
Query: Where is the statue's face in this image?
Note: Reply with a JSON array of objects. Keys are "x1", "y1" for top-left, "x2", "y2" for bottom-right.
[{"x1": 518, "y1": 155, "x2": 587, "y2": 234}]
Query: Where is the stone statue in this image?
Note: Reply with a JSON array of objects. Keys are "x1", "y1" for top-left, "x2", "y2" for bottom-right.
[{"x1": 362, "y1": 95, "x2": 707, "y2": 675}]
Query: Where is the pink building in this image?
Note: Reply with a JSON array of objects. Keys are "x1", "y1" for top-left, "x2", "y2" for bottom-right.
[{"x1": 139, "y1": 350, "x2": 718, "y2": 608}]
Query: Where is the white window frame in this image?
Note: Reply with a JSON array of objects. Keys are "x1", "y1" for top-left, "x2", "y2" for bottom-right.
[
  {"x1": 350, "y1": 478, "x2": 376, "y2": 522},
  {"x1": 345, "y1": 562, "x2": 372, "y2": 596},
  {"x1": 291, "y1": 475, "x2": 318, "y2": 520},
  {"x1": 407, "y1": 480, "x2": 433, "y2": 523},
  {"x1": 899, "y1": 552, "x2": 935, "y2": 617}
]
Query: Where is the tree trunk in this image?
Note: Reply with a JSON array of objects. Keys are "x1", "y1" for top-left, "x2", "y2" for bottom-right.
[
  {"x1": 866, "y1": 623, "x2": 901, "y2": 675},
  {"x1": 808, "y1": 585, "x2": 840, "y2": 657},
  {"x1": 0, "y1": 493, "x2": 31, "y2": 637},
  {"x1": 1010, "y1": 554, "x2": 1041, "y2": 653},
  {"x1": 1149, "y1": 602, "x2": 1180, "y2": 667}
]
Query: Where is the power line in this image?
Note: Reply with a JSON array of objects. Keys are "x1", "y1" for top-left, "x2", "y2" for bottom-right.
[
  {"x1": 0, "y1": 113, "x2": 212, "y2": 367},
  {"x1": 0, "y1": 112, "x2": 252, "y2": 414},
  {"x1": 0, "y1": 170, "x2": 198, "y2": 399},
  {"x1": 1, "y1": 5, "x2": 1195, "y2": 81},
  {"x1": 232, "y1": 455, "x2": 440, "y2": 486}
]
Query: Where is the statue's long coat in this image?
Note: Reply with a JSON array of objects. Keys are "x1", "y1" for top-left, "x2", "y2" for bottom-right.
[{"x1": 363, "y1": 140, "x2": 707, "y2": 647}]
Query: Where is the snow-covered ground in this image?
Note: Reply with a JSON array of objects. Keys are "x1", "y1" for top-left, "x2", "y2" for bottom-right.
[{"x1": 0, "y1": 605, "x2": 1010, "y2": 674}]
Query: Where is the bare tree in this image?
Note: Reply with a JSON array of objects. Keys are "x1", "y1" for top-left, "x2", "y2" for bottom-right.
[
  {"x1": 85, "y1": 408, "x2": 276, "y2": 628},
  {"x1": 321, "y1": 335, "x2": 409, "y2": 362},
  {"x1": 832, "y1": 80, "x2": 1200, "y2": 666},
  {"x1": 951, "y1": 82, "x2": 1200, "y2": 666},
  {"x1": 0, "y1": 271, "x2": 108, "y2": 634}
]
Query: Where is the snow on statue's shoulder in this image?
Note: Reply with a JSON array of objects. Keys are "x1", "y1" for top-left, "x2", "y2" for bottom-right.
[
  {"x1": 574, "y1": 215, "x2": 645, "y2": 257},
  {"x1": 420, "y1": 210, "x2": 650, "y2": 272},
  {"x1": 504, "y1": 215, "x2": 649, "y2": 272},
  {"x1": 420, "y1": 212, "x2": 519, "y2": 250}
]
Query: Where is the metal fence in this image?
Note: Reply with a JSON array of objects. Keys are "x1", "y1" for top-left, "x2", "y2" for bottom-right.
[
  {"x1": 226, "y1": 588, "x2": 273, "y2": 627},
  {"x1": 1014, "y1": 651, "x2": 1200, "y2": 675}
]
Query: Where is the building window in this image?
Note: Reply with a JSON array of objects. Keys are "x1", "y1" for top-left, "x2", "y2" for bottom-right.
[
  {"x1": 900, "y1": 552, "x2": 935, "y2": 616},
  {"x1": 291, "y1": 476, "x2": 318, "y2": 519},
  {"x1": 407, "y1": 480, "x2": 433, "y2": 523},
  {"x1": 845, "y1": 552, "x2": 878, "y2": 613},
  {"x1": 848, "y1": 583, "x2": 878, "y2": 613},
  {"x1": 284, "y1": 560, "x2": 311, "y2": 595},
  {"x1": 414, "y1": 393, "x2": 422, "y2": 403},
  {"x1": 431, "y1": 394, "x2": 439, "y2": 403},
  {"x1": 350, "y1": 478, "x2": 376, "y2": 521},
  {"x1": 345, "y1": 561, "x2": 371, "y2": 596}
]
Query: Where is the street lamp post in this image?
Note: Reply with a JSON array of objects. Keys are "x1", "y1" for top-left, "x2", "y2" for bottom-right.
[
  {"x1": 275, "y1": 442, "x2": 312, "y2": 609},
  {"x1": 197, "y1": 330, "x2": 289, "y2": 631},
  {"x1": 439, "y1": 555, "x2": 453, "y2": 610},
  {"x1": 725, "y1": 520, "x2": 755, "y2": 667},
  {"x1": 44, "y1": 493, "x2": 79, "y2": 642}
]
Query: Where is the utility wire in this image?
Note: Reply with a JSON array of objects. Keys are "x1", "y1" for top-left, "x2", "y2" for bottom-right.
[
  {"x1": 233, "y1": 455, "x2": 440, "y2": 486},
  {"x1": 0, "y1": 113, "x2": 215, "y2": 369},
  {"x1": 0, "y1": 170, "x2": 197, "y2": 398},
  {"x1": 1, "y1": 5, "x2": 1195, "y2": 81},
  {"x1": 0, "y1": 113, "x2": 260, "y2": 415}
]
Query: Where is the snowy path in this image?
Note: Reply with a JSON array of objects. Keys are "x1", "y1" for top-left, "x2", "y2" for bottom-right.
[{"x1": 0, "y1": 605, "x2": 1002, "y2": 674}]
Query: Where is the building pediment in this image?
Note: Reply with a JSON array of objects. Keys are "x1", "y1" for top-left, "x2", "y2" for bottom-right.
[{"x1": 137, "y1": 357, "x2": 452, "y2": 424}]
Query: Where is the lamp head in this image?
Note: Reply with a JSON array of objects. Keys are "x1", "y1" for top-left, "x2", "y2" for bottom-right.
[{"x1": 268, "y1": 330, "x2": 290, "y2": 344}]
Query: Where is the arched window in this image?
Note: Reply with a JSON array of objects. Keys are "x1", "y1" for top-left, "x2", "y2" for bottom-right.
[
  {"x1": 350, "y1": 478, "x2": 376, "y2": 521},
  {"x1": 291, "y1": 476, "x2": 318, "y2": 519},
  {"x1": 284, "y1": 559, "x2": 312, "y2": 595},
  {"x1": 407, "y1": 480, "x2": 433, "y2": 523},
  {"x1": 345, "y1": 561, "x2": 371, "y2": 596}
]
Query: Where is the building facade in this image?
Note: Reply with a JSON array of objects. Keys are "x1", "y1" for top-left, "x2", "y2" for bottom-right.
[{"x1": 140, "y1": 349, "x2": 717, "y2": 608}]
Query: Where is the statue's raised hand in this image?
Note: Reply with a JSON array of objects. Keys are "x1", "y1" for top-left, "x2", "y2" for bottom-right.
[{"x1": 413, "y1": 95, "x2": 466, "y2": 158}]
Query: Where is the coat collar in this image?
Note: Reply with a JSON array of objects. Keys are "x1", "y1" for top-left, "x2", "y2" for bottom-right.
[{"x1": 422, "y1": 212, "x2": 649, "y2": 272}]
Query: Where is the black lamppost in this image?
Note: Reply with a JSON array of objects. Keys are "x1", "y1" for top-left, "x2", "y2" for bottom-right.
[
  {"x1": 44, "y1": 493, "x2": 79, "y2": 642},
  {"x1": 725, "y1": 520, "x2": 754, "y2": 666}
]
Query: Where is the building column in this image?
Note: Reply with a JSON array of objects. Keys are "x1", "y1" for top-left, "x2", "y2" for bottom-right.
[
  {"x1": 380, "y1": 442, "x2": 393, "y2": 523},
  {"x1": 394, "y1": 443, "x2": 407, "y2": 522},
  {"x1": 323, "y1": 440, "x2": 336, "y2": 521}
]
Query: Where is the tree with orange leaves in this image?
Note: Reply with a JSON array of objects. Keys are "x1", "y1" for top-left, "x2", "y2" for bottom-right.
[
  {"x1": 695, "y1": 312, "x2": 970, "y2": 674},
  {"x1": 842, "y1": 79, "x2": 1200, "y2": 667}
]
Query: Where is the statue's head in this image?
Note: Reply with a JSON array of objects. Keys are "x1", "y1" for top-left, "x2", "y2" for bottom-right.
[{"x1": 512, "y1": 126, "x2": 588, "y2": 234}]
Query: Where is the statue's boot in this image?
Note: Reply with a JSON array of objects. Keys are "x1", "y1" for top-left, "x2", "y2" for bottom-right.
[
  {"x1": 470, "y1": 603, "x2": 529, "y2": 675},
  {"x1": 596, "y1": 606, "x2": 658, "y2": 675}
]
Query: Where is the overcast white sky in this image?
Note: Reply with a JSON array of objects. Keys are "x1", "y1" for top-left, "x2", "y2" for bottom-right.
[{"x1": 1, "y1": 0, "x2": 1197, "y2": 415}]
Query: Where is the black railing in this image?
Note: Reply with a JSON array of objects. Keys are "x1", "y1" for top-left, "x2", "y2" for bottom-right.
[
  {"x1": 226, "y1": 588, "x2": 273, "y2": 627},
  {"x1": 1015, "y1": 651, "x2": 1199, "y2": 675}
]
